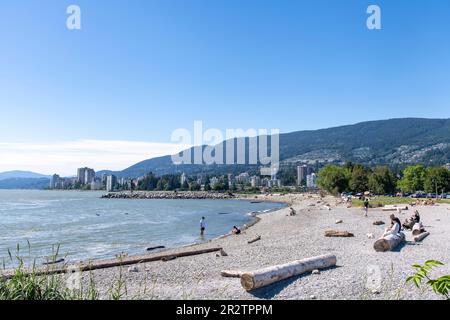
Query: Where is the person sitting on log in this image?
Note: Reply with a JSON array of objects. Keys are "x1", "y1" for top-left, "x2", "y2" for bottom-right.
[
  {"x1": 289, "y1": 207, "x2": 297, "y2": 216},
  {"x1": 402, "y1": 210, "x2": 420, "y2": 230},
  {"x1": 382, "y1": 214, "x2": 402, "y2": 238}
]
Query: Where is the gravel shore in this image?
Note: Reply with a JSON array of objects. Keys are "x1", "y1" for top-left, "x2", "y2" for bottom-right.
[{"x1": 80, "y1": 193, "x2": 450, "y2": 300}]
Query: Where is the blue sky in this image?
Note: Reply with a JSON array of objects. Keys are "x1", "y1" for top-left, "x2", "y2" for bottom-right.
[{"x1": 1, "y1": 0, "x2": 450, "y2": 174}]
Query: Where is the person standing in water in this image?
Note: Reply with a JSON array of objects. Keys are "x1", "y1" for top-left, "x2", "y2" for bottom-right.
[{"x1": 200, "y1": 217, "x2": 206, "y2": 236}]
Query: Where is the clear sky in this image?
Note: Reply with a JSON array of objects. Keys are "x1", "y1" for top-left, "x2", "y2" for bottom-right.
[{"x1": 1, "y1": 0, "x2": 450, "y2": 175}]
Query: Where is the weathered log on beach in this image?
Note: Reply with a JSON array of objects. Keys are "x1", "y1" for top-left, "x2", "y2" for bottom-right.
[
  {"x1": 382, "y1": 205, "x2": 408, "y2": 212},
  {"x1": 221, "y1": 270, "x2": 244, "y2": 278},
  {"x1": 0, "y1": 247, "x2": 223, "y2": 280},
  {"x1": 240, "y1": 254, "x2": 337, "y2": 291},
  {"x1": 146, "y1": 246, "x2": 166, "y2": 251},
  {"x1": 325, "y1": 230, "x2": 354, "y2": 237},
  {"x1": 248, "y1": 236, "x2": 261, "y2": 244},
  {"x1": 412, "y1": 223, "x2": 425, "y2": 236},
  {"x1": 414, "y1": 232, "x2": 430, "y2": 242},
  {"x1": 373, "y1": 233, "x2": 406, "y2": 252},
  {"x1": 42, "y1": 258, "x2": 65, "y2": 266}
]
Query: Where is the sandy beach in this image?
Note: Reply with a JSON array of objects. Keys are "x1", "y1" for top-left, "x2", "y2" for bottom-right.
[{"x1": 69, "y1": 193, "x2": 449, "y2": 300}]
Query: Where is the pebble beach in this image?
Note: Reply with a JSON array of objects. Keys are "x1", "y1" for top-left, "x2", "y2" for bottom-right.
[{"x1": 76, "y1": 193, "x2": 450, "y2": 300}]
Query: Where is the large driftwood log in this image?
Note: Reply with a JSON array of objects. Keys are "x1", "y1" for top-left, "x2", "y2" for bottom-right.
[
  {"x1": 374, "y1": 233, "x2": 405, "y2": 252},
  {"x1": 1, "y1": 247, "x2": 223, "y2": 280},
  {"x1": 382, "y1": 205, "x2": 408, "y2": 212},
  {"x1": 414, "y1": 232, "x2": 430, "y2": 242},
  {"x1": 325, "y1": 230, "x2": 354, "y2": 237},
  {"x1": 240, "y1": 254, "x2": 337, "y2": 291}
]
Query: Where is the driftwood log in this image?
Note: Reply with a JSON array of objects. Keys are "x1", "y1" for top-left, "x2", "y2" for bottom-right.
[
  {"x1": 248, "y1": 236, "x2": 261, "y2": 244},
  {"x1": 0, "y1": 247, "x2": 223, "y2": 280},
  {"x1": 325, "y1": 230, "x2": 354, "y2": 237},
  {"x1": 240, "y1": 254, "x2": 337, "y2": 291},
  {"x1": 414, "y1": 232, "x2": 430, "y2": 242},
  {"x1": 383, "y1": 205, "x2": 408, "y2": 212},
  {"x1": 412, "y1": 223, "x2": 425, "y2": 236},
  {"x1": 221, "y1": 270, "x2": 244, "y2": 278},
  {"x1": 374, "y1": 233, "x2": 406, "y2": 252},
  {"x1": 146, "y1": 246, "x2": 165, "y2": 251}
]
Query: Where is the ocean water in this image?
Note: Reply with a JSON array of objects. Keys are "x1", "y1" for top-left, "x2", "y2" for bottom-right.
[{"x1": 0, "y1": 190, "x2": 284, "y2": 268}]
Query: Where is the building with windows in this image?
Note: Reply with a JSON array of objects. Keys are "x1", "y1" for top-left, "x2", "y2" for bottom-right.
[
  {"x1": 297, "y1": 165, "x2": 307, "y2": 186},
  {"x1": 106, "y1": 175, "x2": 117, "y2": 192},
  {"x1": 306, "y1": 173, "x2": 317, "y2": 188}
]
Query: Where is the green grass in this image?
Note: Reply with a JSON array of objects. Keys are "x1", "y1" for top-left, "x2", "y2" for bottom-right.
[{"x1": 353, "y1": 196, "x2": 450, "y2": 208}]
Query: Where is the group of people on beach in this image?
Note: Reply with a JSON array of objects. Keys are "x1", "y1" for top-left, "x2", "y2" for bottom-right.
[{"x1": 199, "y1": 216, "x2": 241, "y2": 237}]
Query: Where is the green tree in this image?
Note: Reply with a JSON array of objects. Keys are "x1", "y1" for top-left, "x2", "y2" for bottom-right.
[
  {"x1": 424, "y1": 167, "x2": 450, "y2": 194},
  {"x1": 348, "y1": 164, "x2": 370, "y2": 193},
  {"x1": 368, "y1": 166, "x2": 397, "y2": 195},
  {"x1": 397, "y1": 165, "x2": 426, "y2": 193},
  {"x1": 317, "y1": 165, "x2": 349, "y2": 194},
  {"x1": 189, "y1": 182, "x2": 201, "y2": 191}
]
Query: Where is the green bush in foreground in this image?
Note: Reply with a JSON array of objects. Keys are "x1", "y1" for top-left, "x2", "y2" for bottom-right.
[{"x1": 407, "y1": 260, "x2": 450, "y2": 300}]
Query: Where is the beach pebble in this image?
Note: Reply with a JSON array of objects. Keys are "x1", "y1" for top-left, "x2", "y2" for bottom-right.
[
  {"x1": 366, "y1": 233, "x2": 374, "y2": 239},
  {"x1": 220, "y1": 249, "x2": 228, "y2": 257},
  {"x1": 371, "y1": 289, "x2": 381, "y2": 295},
  {"x1": 128, "y1": 266, "x2": 139, "y2": 273},
  {"x1": 309, "y1": 295, "x2": 317, "y2": 300},
  {"x1": 335, "y1": 219, "x2": 343, "y2": 224},
  {"x1": 312, "y1": 269, "x2": 321, "y2": 275}
]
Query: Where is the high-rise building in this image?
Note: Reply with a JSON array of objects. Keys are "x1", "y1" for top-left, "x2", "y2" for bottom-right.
[
  {"x1": 106, "y1": 175, "x2": 117, "y2": 192},
  {"x1": 77, "y1": 167, "x2": 95, "y2": 185},
  {"x1": 50, "y1": 174, "x2": 61, "y2": 189},
  {"x1": 306, "y1": 173, "x2": 317, "y2": 188},
  {"x1": 297, "y1": 165, "x2": 307, "y2": 186}
]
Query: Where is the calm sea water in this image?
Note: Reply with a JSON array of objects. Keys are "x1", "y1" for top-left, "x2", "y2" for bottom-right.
[{"x1": 0, "y1": 190, "x2": 284, "y2": 267}]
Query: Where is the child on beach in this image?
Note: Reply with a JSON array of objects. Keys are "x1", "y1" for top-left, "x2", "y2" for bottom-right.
[{"x1": 200, "y1": 217, "x2": 206, "y2": 236}]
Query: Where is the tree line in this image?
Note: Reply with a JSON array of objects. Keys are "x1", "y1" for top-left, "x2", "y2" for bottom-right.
[{"x1": 317, "y1": 162, "x2": 450, "y2": 195}]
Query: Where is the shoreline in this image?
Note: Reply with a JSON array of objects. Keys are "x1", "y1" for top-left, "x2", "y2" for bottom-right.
[
  {"x1": 0, "y1": 194, "x2": 288, "y2": 275},
  {"x1": 3, "y1": 193, "x2": 449, "y2": 300}
]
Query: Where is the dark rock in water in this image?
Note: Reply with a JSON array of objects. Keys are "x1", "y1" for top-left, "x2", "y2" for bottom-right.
[
  {"x1": 218, "y1": 212, "x2": 231, "y2": 215},
  {"x1": 43, "y1": 258, "x2": 65, "y2": 265},
  {"x1": 147, "y1": 246, "x2": 166, "y2": 251}
]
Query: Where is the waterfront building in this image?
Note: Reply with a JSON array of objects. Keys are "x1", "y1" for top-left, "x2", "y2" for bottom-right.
[
  {"x1": 306, "y1": 173, "x2": 317, "y2": 188},
  {"x1": 77, "y1": 167, "x2": 95, "y2": 185},
  {"x1": 297, "y1": 165, "x2": 307, "y2": 186},
  {"x1": 106, "y1": 175, "x2": 117, "y2": 192}
]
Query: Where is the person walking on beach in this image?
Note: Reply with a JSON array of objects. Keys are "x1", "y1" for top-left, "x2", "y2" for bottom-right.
[
  {"x1": 200, "y1": 217, "x2": 206, "y2": 236},
  {"x1": 363, "y1": 197, "x2": 370, "y2": 217}
]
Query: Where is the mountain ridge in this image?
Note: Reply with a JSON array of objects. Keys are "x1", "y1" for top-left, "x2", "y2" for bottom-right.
[{"x1": 97, "y1": 118, "x2": 450, "y2": 179}]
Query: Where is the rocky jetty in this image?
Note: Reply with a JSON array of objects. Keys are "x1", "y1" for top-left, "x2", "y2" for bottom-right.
[{"x1": 101, "y1": 191, "x2": 235, "y2": 200}]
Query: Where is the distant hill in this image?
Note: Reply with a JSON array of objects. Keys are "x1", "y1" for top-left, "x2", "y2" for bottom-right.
[
  {"x1": 0, "y1": 170, "x2": 50, "y2": 181},
  {"x1": 95, "y1": 118, "x2": 450, "y2": 178},
  {"x1": 0, "y1": 178, "x2": 50, "y2": 189}
]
